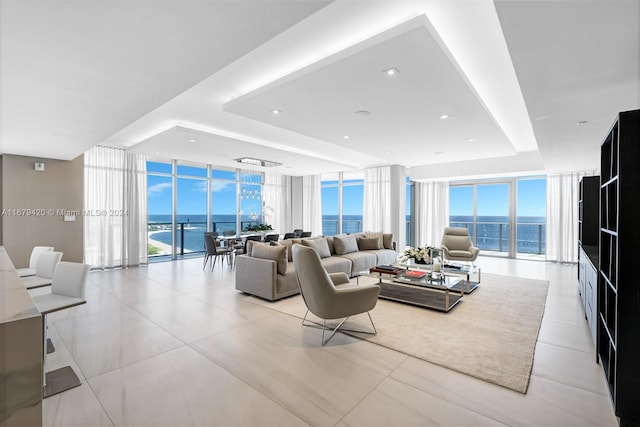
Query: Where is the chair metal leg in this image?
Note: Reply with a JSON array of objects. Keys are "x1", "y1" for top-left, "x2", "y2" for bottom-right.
[{"x1": 301, "y1": 310, "x2": 377, "y2": 346}]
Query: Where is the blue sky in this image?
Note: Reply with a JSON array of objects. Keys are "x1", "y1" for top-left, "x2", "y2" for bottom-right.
[
  {"x1": 450, "y1": 179, "x2": 546, "y2": 217},
  {"x1": 148, "y1": 176, "x2": 263, "y2": 217}
]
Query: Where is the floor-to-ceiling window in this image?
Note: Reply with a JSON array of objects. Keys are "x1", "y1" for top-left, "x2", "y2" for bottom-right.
[
  {"x1": 211, "y1": 169, "x2": 237, "y2": 233},
  {"x1": 321, "y1": 173, "x2": 340, "y2": 236},
  {"x1": 147, "y1": 161, "x2": 173, "y2": 258},
  {"x1": 341, "y1": 172, "x2": 364, "y2": 234},
  {"x1": 176, "y1": 163, "x2": 207, "y2": 255},
  {"x1": 516, "y1": 178, "x2": 547, "y2": 256},
  {"x1": 449, "y1": 177, "x2": 546, "y2": 258},
  {"x1": 406, "y1": 177, "x2": 414, "y2": 247},
  {"x1": 147, "y1": 161, "x2": 268, "y2": 260},
  {"x1": 321, "y1": 172, "x2": 364, "y2": 236}
]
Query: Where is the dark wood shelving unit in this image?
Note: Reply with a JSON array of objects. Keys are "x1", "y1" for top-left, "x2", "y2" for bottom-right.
[
  {"x1": 578, "y1": 175, "x2": 599, "y2": 346},
  {"x1": 598, "y1": 109, "x2": 640, "y2": 426}
]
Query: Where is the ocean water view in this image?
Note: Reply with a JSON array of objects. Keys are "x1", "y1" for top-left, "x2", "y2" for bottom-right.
[
  {"x1": 148, "y1": 214, "x2": 258, "y2": 255},
  {"x1": 148, "y1": 214, "x2": 546, "y2": 255},
  {"x1": 450, "y1": 215, "x2": 546, "y2": 254}
]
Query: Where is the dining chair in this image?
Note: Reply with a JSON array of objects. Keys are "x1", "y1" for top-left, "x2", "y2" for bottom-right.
[
  {"x1": 16, "y1": 246, "x2": 54, "y2": 277},
  {"x1": 21, "y1": 251, "x2": 63, "y2": 289},
  {"x1": 204, "y1": 234, "x2": 232, "y2": 270},
  {"x1": 263, "y1": 233, "x2": 279, "y2": 242}
]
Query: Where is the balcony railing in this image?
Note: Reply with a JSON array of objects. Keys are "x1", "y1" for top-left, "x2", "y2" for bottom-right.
[
  {"x1": 449, "y1": 221, "x2": 545, "y2": 255},
  {"x1": 147, "y1": 220, "x2": 267, "y2": 257},
  {"x1": 321, "y1": 219, "x2": 363, "y2": 237}
]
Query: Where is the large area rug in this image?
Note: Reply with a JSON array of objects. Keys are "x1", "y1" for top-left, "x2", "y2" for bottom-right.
[{"x1": 250, "y1": 273, "x2": 549, "y2": 394}]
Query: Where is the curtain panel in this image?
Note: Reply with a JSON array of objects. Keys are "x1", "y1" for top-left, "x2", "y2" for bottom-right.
[
  {"x1": 414, "y1": 180, "x2": 450, "y2": 248},
  {"x1": 84, "y1": 146, "x2": 148, "y2": 269},
  {"x1": 263, "y1": 172, "x2": 288, "y2": 235},
  {"x1": 363, "y1": 166, "x2": 391, "y2": 232},
  {"x1": 302, "y1": 175, "x2": 322, "y2": 235},
  {"x1": 546, "y1": 171, "x2": 594, "y2": 263}
]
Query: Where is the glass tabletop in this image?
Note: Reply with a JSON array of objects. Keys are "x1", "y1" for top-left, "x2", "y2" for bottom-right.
[
  {"x1": 391, "y1": 270, "x2": 461, "y2": 291},
  {"x1": 396, "y1": 261, "x2": 477, "y2": 275}
]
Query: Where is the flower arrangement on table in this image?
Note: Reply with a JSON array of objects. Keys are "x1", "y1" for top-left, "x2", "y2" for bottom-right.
[
  {"x1": 402, "y1": 246, "x2": 440, "y2": 264},
  {"x1": 243, "y1": 223, "x2": 273, "y2": 232}
]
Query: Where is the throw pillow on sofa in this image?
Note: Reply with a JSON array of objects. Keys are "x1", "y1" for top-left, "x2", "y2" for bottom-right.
[
  {"x1": 364, "y1": 231, "x2": 384, "y2": 249},
  {"x1": 357, "y1": 237, "x2": 381, "y2": 251},
  {"x1": 382, "y1": 233, "x2": 394, "y2": 250},
  {"x1": 334, "y1": 234, "x2": 359, "y2": 255},
  {"x1": 252, "y1": 244, "x2": 288, "y2": 275},
  {"x1": 301, "y1": 238, "x2": 331, "y2": 258},
  {"x1": 272, "y1": 239, "x2": 293, "y2": 261}
]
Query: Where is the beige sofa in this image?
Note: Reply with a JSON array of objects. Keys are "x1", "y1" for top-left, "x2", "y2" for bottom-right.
[{"x1": 235, "y1": 233, "x2": 396, "y2": 301}]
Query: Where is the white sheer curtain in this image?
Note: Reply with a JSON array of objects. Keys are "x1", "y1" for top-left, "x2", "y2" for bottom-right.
[
  {"x1": 414, "y1": 180, "x2": 450, "y2": 248},
  {"x1": 302, "y1": 175, "x2": 322, "y2": 235},
  {"x1": 84, "y1": 146, "x2": 148, "y2": 268},
  {"x1": 263, "y1": 172, "x2": 287, "y2": 234},
  {"x1": 546, "y1": 171, "x2": 594, "y2": 263},
  {"x1": 363, "y1": 166, "x2": 391, "y2": 232}
]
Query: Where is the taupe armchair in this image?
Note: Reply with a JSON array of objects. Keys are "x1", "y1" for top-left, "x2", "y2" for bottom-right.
[
  {"x1": 292, "y1": 244, "x2": 380, "y2": 346},
  {"x1": 441, "y1": 227, "x2": 480, "y2": 265}
]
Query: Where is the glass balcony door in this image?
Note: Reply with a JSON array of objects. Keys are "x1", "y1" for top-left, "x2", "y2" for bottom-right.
[
  {"x1": 450, "y1": 177, "x2": 547, "y2": 259},
  {"x1": 476, "y1": 183, "x2": 512, "y2": 256}
]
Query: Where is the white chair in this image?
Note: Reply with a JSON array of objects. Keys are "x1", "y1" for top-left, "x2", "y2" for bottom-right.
[
  {"x1": 31, "y1": 261, "x2": 90, "y2": 398},
  {"x1": 21, "y1": 251, "x2": 63, "y2": 289},
  {"x1": 16, "y1": 246, "x2": 54, "y2": 277}
]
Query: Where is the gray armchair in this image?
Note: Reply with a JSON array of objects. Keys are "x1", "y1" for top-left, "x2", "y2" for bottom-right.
[
  {"x1": 440, "y1": 227, "x2": 480, "y2": 265},
  {"x1": 292, "y1": 244, "x2": 380, "y2": 346}
]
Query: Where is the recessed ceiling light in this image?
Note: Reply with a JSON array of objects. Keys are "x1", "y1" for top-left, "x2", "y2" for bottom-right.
[
  {"x1": 439, "y1": 114, "x2": 450, "y2": 120},
  {"x1": 467, "y1": 138, "x2": 476, "y2": 142},
  {"x1": 383, "y1": 67, "x2": 400, "y2": 76},
  {"x1": 576, "y1": 120, "x2": 589, "y2": 125},
  {"x1": 354, "y1": 110, "x2": 371, "y2": 117},
  {"x1": 271, "y1": 109, "x2": 281, "y2": 115},
  {"x1": 435, "y1": 151, "x2": 444, "y2": 155},
  {"x1": 187, "y1": 139, "x2": 196, "y2": 143},
  {"x1": 385, "y1": 151, "x2": 391, "y2": 154},
  {"x1": 343, "y1": 135, "x2": 350, "y2": 139}
]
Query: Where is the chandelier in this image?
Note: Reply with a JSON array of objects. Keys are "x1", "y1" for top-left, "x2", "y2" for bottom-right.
[
  {"x1": 235, "y1": 157, "x2": 280, "y2": 200},
  {"x1": 239, "y1": 168, "x2": 262, "y2": 200}
]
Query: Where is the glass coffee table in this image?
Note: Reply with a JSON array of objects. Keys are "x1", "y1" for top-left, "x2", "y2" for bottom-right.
[
  {"x1": 397, "y1": 262, "x2": 481, "y2": 294},
  {"x1": 366, "y1": 267, "x2": 464, "y2": 312}
]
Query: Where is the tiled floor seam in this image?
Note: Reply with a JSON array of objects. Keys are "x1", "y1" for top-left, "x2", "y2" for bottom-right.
[{"x1": 185, "y1": 338, "x2": 312, "y2": 427}]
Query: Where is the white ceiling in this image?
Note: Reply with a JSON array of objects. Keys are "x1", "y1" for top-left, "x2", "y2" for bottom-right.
[{"x1": 1, "y1": 0, "x2": 638, "y2": 179}]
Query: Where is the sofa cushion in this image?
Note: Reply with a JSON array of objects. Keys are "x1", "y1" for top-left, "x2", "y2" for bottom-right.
[
  {"x1": 252, "y1": 244, "x2": 288, "y2": 275},
  {"x1": 334, "y1": 234, "x2": 358, "y2": 255},
  {"x1": 319, "y1": 256, "x2": 352, "y2": 276},
  {"x1": 368, "y1": 249, "x2": 397, "y2": 266},
  {"x1": 272, "y1": 239, "x2": 294, "y2": 262},
  {"x1": 336, "y1": 251, "x2": 377, "y2": 275},
  {"x1": 358, "y1": 236, "x2": 381, "y2": 250},
  {"x1": 301, "y1": 238, "x2": 331, "y2": 258}
]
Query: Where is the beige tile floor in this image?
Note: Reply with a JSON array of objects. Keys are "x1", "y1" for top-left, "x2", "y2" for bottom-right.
[{"x1": 39, "y1": 255, "x2": 618, "y2": 426}]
